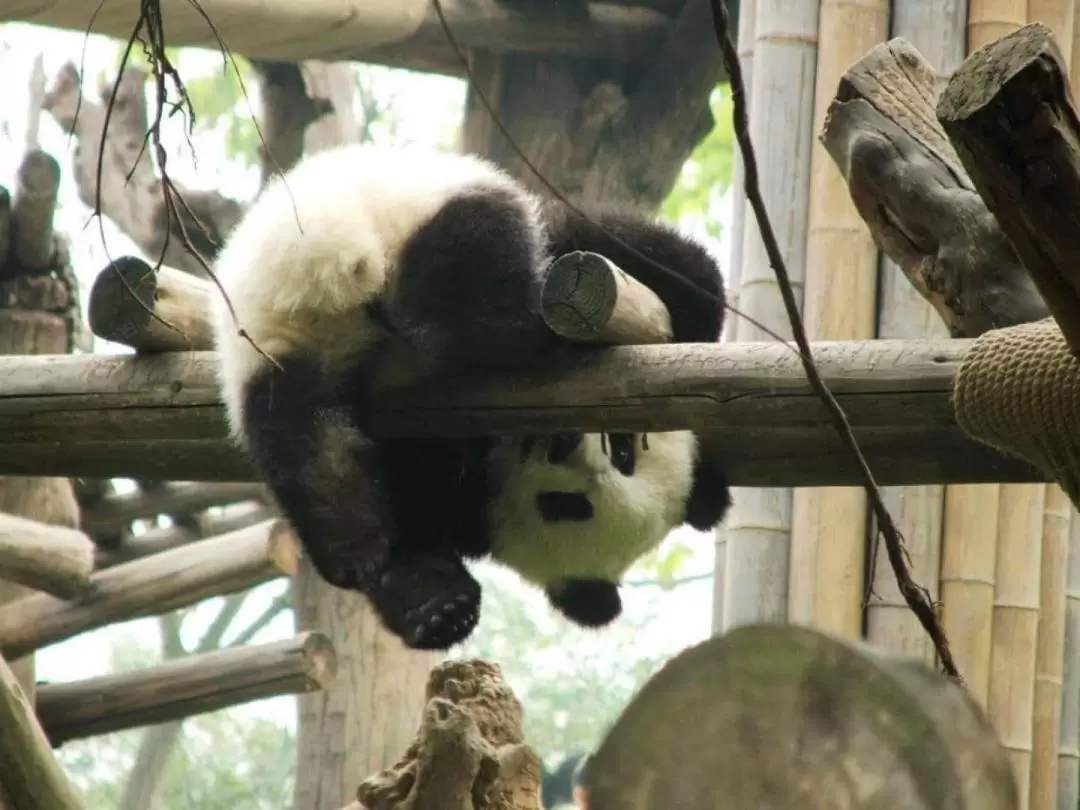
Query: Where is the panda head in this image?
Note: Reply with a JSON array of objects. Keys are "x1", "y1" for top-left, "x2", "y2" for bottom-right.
[{"x1": 486, "y1": 430, "x2": 698, "y2": 628}]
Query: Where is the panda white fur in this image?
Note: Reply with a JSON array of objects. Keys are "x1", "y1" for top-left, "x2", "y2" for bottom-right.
[{"x1": 210, "y1": 142, "x2": 731, "y2": 650}]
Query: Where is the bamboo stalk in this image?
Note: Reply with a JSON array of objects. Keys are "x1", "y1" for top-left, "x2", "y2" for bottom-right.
[
  {"x1": 721, "y1": 0, "x2": 820, "y2": 630},
  {"x1": 788, "y1": 0, "x2": 888, "y2": 638},
  {"x1": 1058, "y1": 513, "x2": 1080, "y2": 809},
  {"x1": 863, "y1": 0, "x2": 967, "y2": 667},
  {"x1": 1031, "y1": 486, "x2": 1071, "y2": 810},
  {"x1": 988, "y1": 483, "x2": 1046, "y2": 809},
  {"x1": 969, "y1": 0, "x2": 1028, "y2": 50},
  {"x1": 712, "y1": 0, "x2": 756, "y2": 636}
]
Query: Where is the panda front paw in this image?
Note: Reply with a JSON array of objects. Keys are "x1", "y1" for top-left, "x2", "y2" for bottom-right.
[
  {"x1": 304, "y1": 539, "x2": 389, "y2": 595},
  {"x1": 370, "y1": 554, "x2": 481, "y2": 650}
]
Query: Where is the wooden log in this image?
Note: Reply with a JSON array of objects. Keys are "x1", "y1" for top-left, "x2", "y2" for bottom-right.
[
  {"x1": 7, "y1": 149, "x2": 60, "y2": 274},
  {"x1": 0, "y1": 0, "x2": 673, "y2": 72},
  {"x1": 819, "y1": 37, "x2": 1049, "y2": 338},
  {"x1": 540, "y1": 251, "x2": 674, "y2": 344},
  {"x1": 87, "y1": 256, "x2": 214, "y2": 352},
  {"x1": 0, "y1": 652, "x2": 87, "y2": 810},
  {"x1": 36, "y1": 632, "x2": 336, "y2": 746},
  {"x1": 584, "y1": 624, "x2": 1019, "y2": 810},
  {"x1": 0, "y1": 513, "x2": 94, "y2": 599},
  {"x1": 351, "y1": 659, "x2": 542, "y2": 810},
  {"x1": 93, "y1": 502, "x2": 276, "y2": 569},
  {"x1": 80, "y1": 480, "x2": 268, "y2": 540},
  {"x1": 937, "y1": 23, "x2": 1080, "y2": 355},
  {"x1": 0, "y1": 342, "x2": 1046, "y2": 487},
  {"x1": 0, "y1": 518, "x2": 299, "y2": 661}
]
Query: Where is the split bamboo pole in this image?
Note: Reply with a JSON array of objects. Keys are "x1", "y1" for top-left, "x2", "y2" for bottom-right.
[
  {"x1": 787, "y1": 0, "x2": 889, "y2": 638},
  {"x1": 711, "y1": 0, "x2": 756, "y2": 636},
  {"x1": 1031, "y1": 486, "x2": 1071, "y2": 810},
  {"x1": 1058, "y1": 514, "x2": 1080, "y2": 809},
  {"x1": 721, "y1": 0, "x2": 820, "y2": 630},
  {"x1": 988, "y1": 483, "x2": 1047, "y2": 810}
]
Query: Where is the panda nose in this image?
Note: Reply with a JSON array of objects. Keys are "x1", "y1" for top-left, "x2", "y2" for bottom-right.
[{"x1": 547, "y1": 433, "x2": 582, "y2": 465}]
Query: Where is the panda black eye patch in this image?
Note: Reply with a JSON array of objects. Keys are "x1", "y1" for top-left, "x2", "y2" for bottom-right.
[
  {"x1": 536, "y1": 491, "x2": 594, "y2": 522},
  {"x1": 608, "y1": 433, "x2": 636, "y2": 476}
]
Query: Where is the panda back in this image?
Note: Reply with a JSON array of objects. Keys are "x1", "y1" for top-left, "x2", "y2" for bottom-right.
[{"x1": 209, "y1": 143, "x2": 533, "y2": 437}]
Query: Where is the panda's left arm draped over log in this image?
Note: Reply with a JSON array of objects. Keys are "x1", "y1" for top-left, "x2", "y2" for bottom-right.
[{"x1": 210, "y1": 143, "x2": 732, "y2": 651}]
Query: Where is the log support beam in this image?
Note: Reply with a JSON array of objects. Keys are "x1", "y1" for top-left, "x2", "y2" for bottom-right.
[{"x1": 36, "y1": 632, "x2": 337, "y2": 746}]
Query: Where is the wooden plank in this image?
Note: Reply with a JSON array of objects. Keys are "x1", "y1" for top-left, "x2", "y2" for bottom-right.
[{"x1": 0, "y1": 342, "x2": 1043, "y2": 487}]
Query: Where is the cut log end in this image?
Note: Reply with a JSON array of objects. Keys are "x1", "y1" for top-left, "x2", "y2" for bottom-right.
[
  {"x1": 541, "y1": 250, "x2": 674, "y2": 345},
  {"x1": 87, "y1": 256, "x2": 214, "y2": 353}
]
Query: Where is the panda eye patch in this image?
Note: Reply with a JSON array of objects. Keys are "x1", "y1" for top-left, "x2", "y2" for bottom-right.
[{"x1": 608, "y1": 433, "x2": 636, "y2": 476}]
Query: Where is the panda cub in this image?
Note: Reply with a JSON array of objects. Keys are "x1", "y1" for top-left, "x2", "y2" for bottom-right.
[{"x1": 210, "y1": 143, "x2": 731, "y2": 651}]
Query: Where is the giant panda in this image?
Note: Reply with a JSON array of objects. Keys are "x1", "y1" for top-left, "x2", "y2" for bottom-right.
[{"x1": 209, "y1": 142, "x2": 731, "y2": 651}]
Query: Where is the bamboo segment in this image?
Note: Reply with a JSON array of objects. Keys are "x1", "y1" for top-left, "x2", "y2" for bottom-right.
[
  {"x1": 864, "y1": 0, "x2": 967, "y2": 668},
  {"x1": 970, "y1": 0, "x2": 1028, "y2": 49},
  {"x1": 712, "y1": 0, "x2": 757, "y2": 636},
  {"x1": 1028, "y1": 0, "x2": 1074, "y2": 63},
  {"x1": 1031, "y1": 486, "x2": 1071, "y2": 810},
  {"x1": 788, "y1": 0, "x2": 889, "y2": 637},
  {"x1": 988, "y1": 483, "x2": 1047, "y2": 810},
  {"x1": 721, "y1": 0, "x2": 820, "y2": 631},
  {"x1": 1059, "y1": 513, "x2": 1080, "y2": 810},
  {"x1": 940, "y1": 485, "x2": 1000, "y2": 704}
]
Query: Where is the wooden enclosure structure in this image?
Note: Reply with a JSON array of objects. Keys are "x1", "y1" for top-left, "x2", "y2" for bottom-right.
[{"x1": 1, "y1": 0, "x2": 1080, "y2": 809}]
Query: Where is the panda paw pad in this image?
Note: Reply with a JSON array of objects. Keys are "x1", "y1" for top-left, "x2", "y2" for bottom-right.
[{"x1": 372, "y1": 555, "x2": 481, "y2": 650}]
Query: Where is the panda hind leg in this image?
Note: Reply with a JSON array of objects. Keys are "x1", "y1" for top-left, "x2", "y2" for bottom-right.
[
  {"x1": 241, "y1": 356, "x2": 394, "y2": 594},
  {"x1": 546, "y1": 578, "x2": 623, "y2": 628},
  {"x1": 363, "y1": 437, "x2": 495, "y2": 651}
]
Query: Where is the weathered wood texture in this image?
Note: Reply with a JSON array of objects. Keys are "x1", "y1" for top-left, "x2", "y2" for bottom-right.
[
  {"x1": 0, "y1": 513, "x2": 93, "y2": 599},
  {"x1": 540, "y1": 250, "x2": 674, "y2": 344},
  {"x1": 938, "y1": 22, "x2": 1080, "y2": 355},
  {"x1": 2, "y1": 0, "x2": 678, "y2": 75},
  {"x1": 0, "y1": 519, "x2": 299, "y2": 661},
  {"x1": 585, "y1": 624, "x2": 1019, "y2": 810},
  {"x1": 819, "y1": 38, "x2": 1048, "y2": 337},
  {"x1": 0, "y1": 653, "x2": 86, "y2": 810},
  {"x1": 87, "y1": 257, "x2": 214, "y2": 352},
  {"x1": 36, "y1": 632, "x2": 337, "y2": 746},
  {"x1": 0, "y1": 343, "x2": 1043, "y2": 487},
  {"x1": 348, "y1": 659, "x2": 543, "y2": 810}
]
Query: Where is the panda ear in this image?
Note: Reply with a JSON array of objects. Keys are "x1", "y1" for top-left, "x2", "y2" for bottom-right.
[
  {"x1": 684, "y1": 456, "x2": 732, "y2": 531},
  {"x1": 546, "y1": 578, "x2": 622, "y2": 627}
]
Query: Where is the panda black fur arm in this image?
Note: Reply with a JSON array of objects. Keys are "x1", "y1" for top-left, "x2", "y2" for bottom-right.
[{"x1": 210, "y1": 143, "x2": 730, "y2": 652}]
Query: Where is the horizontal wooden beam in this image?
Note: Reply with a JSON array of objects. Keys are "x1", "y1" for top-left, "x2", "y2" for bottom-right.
[
  {"x1": 3, "y1": 0, "x2": 671, "y2": 76},
  {"x1": 0, "y1": 342, "x2": 1043, "y2": 487},
  {"x1": 36, "y1": 632, "x2": 337, "y2": 746},
  {"x1": 0, "y1": 519, "x2": 299, "y2": 661}
]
